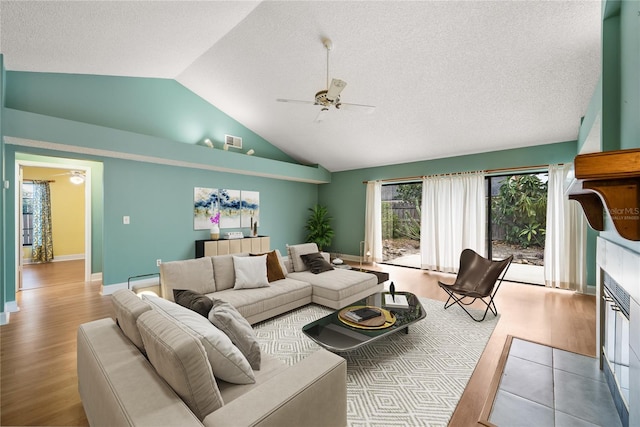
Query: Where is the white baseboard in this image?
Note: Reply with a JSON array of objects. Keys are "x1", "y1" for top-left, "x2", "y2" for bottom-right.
[
  {"x1": 101, "y1": 283, "x2": 128, "y2": 295},
  {"x1": 101, "y1": 276, "x2": 159, "y2": 296},
  {"x1": 5, "y1": 301, "x2": 20, "y2": 313},
  {"x1": 91, "y1": 272, "x2": 103, "y2": 282},
  {"x1": 23, "y1": 254, "x2": 85, "y2": 264},
  {"x1": 1, "y1": 301, "x2": 20, "y2": 325}
]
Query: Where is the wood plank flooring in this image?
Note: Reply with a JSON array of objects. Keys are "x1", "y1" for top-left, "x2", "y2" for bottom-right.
[
  {"x1": 0, "y1": 261, "x2": 596, "y2": 426},
  {"x1": 21, "y1": 259, "x2": 85, "y2": 290},
  {"x1": 1, "y1": 262, "x2": 112, "y2": 426}
]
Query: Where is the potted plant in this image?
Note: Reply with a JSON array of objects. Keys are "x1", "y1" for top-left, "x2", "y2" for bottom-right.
[{"x1": 305, "y1": 204, "x2": 334, "y2": 251}]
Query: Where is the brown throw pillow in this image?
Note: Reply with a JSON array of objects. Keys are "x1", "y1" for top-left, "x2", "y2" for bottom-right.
[
  {"x1": 250, "y1": 250, "x2": 286, "y2": 282},
  {"x1": 173, "y1": 289, "x2": 214, "y2": 318},
  {"x1": 300, "y1": 252, "x2": 334, "y2": 274}
]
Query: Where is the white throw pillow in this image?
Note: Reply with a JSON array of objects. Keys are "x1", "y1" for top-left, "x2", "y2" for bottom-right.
[
  {"x1": 142, "y1": 294, "x2": 255, "y2": 384},
  {"x1": 233, "y1": 255, "x2": 269, "y2": 289}
]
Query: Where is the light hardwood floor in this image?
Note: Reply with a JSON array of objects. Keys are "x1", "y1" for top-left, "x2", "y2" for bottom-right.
[{"x1": 0, "y1": 261, "x2": 596, "y2": 426}]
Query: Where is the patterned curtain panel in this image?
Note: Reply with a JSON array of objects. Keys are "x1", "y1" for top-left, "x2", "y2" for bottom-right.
[{"x1": 32, "y1": 181, "x2": 54, "y2": 263}]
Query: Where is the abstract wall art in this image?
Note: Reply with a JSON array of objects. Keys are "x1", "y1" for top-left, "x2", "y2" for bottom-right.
[{"x1": 194, "y1": 187, "x2": 260, "y2": 231}]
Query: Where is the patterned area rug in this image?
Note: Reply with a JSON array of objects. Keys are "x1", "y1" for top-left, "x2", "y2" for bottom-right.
[{"x1": 253, "y1": 298, "x2": 499, "y2": 426}]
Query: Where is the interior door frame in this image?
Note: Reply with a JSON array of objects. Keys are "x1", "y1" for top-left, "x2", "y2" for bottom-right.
[{"x1": 15, "y1": 160, "x2": 92, "y2": 293}]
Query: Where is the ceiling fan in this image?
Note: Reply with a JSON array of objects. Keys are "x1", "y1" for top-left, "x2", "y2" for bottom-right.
[{"x1": 276, "y1": 38, "x2": 376, "y2": 122}]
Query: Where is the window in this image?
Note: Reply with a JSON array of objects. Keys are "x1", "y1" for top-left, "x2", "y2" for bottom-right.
[{"x1": 22, "y1": 182, "x2": 34, "y2": 246}]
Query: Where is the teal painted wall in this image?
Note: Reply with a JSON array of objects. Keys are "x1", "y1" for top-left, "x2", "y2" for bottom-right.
[
  {"x1": 599, "y1": 0, "x2": 640, "y2": 254},
  {"x1": 4, "y1": 72, "x2": 298, "y2": 163},
  {"x1": 319, "y1": 141, "x2": 577, "y2": 257},
  {"x1": 619, "y1": 0, "x2": 640, "y2": 150},
  {"x1": 1, "y1": 114, "x2": 318, "y2": 295},
  {"x1": 1, "y1": 54, "x2": 6, "y2": 315},
  {"x1": 602, "y1": 14, "x2": 621, "y2": 151}
]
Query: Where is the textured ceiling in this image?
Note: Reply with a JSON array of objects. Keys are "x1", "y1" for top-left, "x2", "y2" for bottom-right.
[{"x1": 0, "y1": 1, "x2": 601, "y2": 172}]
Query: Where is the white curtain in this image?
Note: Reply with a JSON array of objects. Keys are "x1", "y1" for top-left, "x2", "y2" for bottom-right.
[
  {"x1": 544, "y1": 164, "x2": 587, "y2": 292},
  {"x1": 420, "y1": 171, "x2": 486, "y2": 273},
  {"x1": 364, "y1": 181, "x2": 383, "y2": 263}
]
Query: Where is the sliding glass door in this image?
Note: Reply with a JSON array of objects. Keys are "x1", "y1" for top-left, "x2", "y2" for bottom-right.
[
  {"x1": 379, "y1": 173, "x2": 548, "y2": 284},
  {"x1": 381, "y1": 182, "x2": 421, "y2": 268},
  {"x1": 488, "y1": 173, "x2": 548, "y2": 284}
]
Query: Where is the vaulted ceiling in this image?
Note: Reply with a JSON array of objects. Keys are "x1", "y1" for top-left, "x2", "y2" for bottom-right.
[{"x1": 0, "y1": 1, "x2": 601, "y2": 172}]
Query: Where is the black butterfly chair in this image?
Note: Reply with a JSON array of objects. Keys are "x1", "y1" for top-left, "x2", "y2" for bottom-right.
[{"x1": 438, "y1": 249, "x2": 513, "y2": 322}]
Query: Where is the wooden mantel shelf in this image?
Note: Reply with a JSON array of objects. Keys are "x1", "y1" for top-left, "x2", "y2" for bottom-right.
[{"x1": 567, "y1": 148, "x2": 640, "y2": 241}]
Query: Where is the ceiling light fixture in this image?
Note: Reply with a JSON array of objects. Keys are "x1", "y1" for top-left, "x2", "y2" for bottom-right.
[{"x1": 69, "y1": 171, "x2": 85, "y2": 185}]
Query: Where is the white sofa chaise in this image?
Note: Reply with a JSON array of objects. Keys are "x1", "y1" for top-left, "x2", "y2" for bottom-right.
[{"x1": 78, "y1": 289, "x2": 347, "y2": 427}]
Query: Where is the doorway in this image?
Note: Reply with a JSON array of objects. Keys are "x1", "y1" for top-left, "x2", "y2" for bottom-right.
[{"x1": 15, "y1": 160, "x2": 92, "y2": 293}]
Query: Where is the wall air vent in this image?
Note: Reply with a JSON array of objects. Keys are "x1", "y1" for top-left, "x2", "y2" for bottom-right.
[{"x1": 224, "y1": 135, "x2": 243, "y2": 149}]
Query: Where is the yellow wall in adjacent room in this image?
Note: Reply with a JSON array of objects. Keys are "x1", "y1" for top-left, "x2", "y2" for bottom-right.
[{"x1": 22, "y1": 167, "x2": 85, "y2": 259}]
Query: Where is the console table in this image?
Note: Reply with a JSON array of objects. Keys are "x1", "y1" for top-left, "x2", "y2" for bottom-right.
[{"x1": 195, "y1": 236, "x2": 270, "y2": 258}]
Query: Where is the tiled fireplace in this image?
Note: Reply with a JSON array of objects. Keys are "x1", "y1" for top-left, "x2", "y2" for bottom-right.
[{"x1": 596, "y1": 237, "x2": 640, "y2": 427}]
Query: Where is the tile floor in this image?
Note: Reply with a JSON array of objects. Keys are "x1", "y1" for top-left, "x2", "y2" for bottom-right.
[{"x1": 489, "y1": 338, "x2": 622, "y2": 427}]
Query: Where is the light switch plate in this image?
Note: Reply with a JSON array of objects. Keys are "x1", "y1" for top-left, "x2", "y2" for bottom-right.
[{"x1": 123, "y1": 216, "x2": 130, "y2": 225}]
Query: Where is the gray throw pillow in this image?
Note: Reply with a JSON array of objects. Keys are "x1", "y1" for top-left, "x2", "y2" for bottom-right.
[
  {"x1": 301, "y1": 252, "x2": 334, "y2": 274},
  {"x1": 208, "y1": 299, "x2": 261, "y2": 370},
  {"x1": 137, "y1": 310, "x2": 223, "y2": 420},
  {"x1": 173, "y1": 289, "x2": 214, "y2": 318}
]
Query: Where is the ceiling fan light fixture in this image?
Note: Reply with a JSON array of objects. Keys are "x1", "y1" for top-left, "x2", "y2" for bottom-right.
[
  {"x1": 314, "y1": 90, "x2": 339, "y2": 107},
  {"x1": 276, "y1": 37, "x2": 376, "y2": 120}
]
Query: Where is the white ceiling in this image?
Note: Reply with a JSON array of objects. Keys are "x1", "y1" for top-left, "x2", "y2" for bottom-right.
[{"x1": 0, "y1": 1, "x2": 602, "y2": 172}]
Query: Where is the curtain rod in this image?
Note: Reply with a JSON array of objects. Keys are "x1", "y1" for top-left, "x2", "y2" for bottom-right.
[
  {"x1": 362, "y1": 163, "x2": 560, "y2": 184},
  {"x1": 24, "y1": 179, "x2": 55, "y2": 183}
]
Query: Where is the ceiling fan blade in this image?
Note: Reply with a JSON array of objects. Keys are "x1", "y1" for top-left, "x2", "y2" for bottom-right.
[
  {"x1": 337, "y1": 102, "x2": 376, "y2": 113},
  {"x1": 314, "y1": 108, "x2": 329, "y2": 123},
  {"x1": 326, "y1": 79, "x2": 347, "y2": 101},
  {"x1": 276, "y1": 98, "x2": 315, "y2": 105}
]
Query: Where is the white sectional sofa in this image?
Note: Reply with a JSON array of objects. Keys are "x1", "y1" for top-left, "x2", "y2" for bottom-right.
[
  {"x1": 78, "y1": 289, "x2": 347, "y2": 427},
  {"x1": 77, "y1": 243, "x2": 381, "y2": 426}
]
